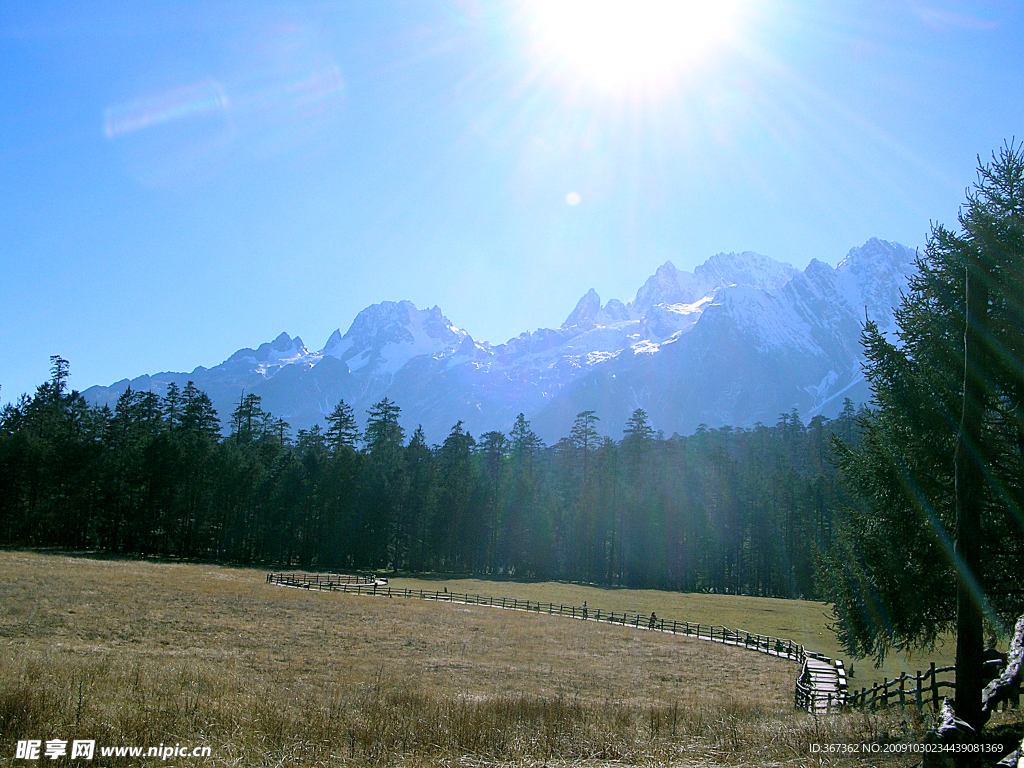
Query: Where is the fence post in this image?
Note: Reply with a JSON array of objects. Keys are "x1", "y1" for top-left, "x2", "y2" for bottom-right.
[
  {"x1": 930, "y1": 662, "x2": 939, "y2": 712},
  {"x1": 899, "y1": 673, "x2": 906, "y2": 707}
]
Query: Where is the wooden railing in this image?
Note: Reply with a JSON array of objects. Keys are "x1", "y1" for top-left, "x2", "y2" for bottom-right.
[
  {"x1": 794, "y1": 657, "x2": 848, "y2": 713},
  {"x1": 845, "y1": 663, "x2": 955, "y2": 712},
  {"x1": 795, "y1": 678, "x2": 845, "y2": 713},
  {"x1": 266, "y1": 572, "x2": 382, "y2": 587}
]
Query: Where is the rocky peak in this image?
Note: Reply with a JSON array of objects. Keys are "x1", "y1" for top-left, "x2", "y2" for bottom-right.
[
  {"x1": 595, "y1": 298, "x2": 630, "y2": 325},
  {"x1": 696, "y1": 251, "x2": 799, "y2": 292},
  {"x1": 632, "y1": 261, "x2": 689, "y2": 314},
  {"x1": 562, "y1": 288, "x2": 602, "y2": 330}
]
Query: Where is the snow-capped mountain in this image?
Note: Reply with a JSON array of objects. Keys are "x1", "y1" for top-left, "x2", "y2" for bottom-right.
[
  {"x1": 531, "y1": 238, "x2": 915, "y2": 437},
  {"x1": 83, "y1": 238, "x2": 917, "y2": 442}
]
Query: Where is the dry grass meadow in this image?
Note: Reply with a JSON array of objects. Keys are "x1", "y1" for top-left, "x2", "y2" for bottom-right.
[{"x1": 0, "y1": 551, "x2": 963, "y2": 767}]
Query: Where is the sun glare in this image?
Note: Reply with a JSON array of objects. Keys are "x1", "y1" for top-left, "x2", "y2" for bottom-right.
[{"x1": 530, "y1": 0, "x2": 741, "y2": 90}]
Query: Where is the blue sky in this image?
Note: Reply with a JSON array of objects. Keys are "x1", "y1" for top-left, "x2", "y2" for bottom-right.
[{"x1": 1, "y1": 0, "x2": 1021, "y2": 402}]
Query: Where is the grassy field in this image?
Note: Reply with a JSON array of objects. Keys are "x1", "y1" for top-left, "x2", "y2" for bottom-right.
[
  {"x1": 385, "y1": 576, "x2": 957, "y2": 691},
  {"x1": 0, "y1": 551, "x2": 1001, "y2": 767}
]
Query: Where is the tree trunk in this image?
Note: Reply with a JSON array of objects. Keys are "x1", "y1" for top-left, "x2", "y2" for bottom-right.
[{"x1": 954, "y1": 258, "x2": 988, "y2": 736}]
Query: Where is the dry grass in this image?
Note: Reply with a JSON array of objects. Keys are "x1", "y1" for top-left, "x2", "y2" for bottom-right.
[
  {"x1": 0, "y1": 551, "x2": 959, "y2": 766},
  {"x1": 387, "y1": 576, "x2": 957, "y2": 690}
]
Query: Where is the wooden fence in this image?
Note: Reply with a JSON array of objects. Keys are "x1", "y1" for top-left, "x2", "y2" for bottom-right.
[
  {"x1": 844, "y1": 663, "x2": 955, "y2": 712},
  {"x1": 266, "y1": 572, "x2": 825, "y2": 663}
]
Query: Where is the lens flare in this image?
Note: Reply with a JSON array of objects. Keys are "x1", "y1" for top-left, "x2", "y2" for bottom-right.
[
  {"x1": 104, "y1": 80, "x2": 229, "y2": 139},
  {"x1": 102, "y1": 21, "x2": 345, "y2": 187}
]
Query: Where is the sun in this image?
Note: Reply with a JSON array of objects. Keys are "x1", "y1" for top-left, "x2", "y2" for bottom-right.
[{"x1": 529, "y1": 0, "x2": 742, "y2": 91}]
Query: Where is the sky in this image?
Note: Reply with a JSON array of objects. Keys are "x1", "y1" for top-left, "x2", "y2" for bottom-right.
[{"x1": 1, "y1": 0, "x2": 1021, "y2": 403}]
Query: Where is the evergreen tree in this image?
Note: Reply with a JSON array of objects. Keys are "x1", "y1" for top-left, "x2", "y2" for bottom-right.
[
  {"x1": 359, "y1": 398, "x2": 406, "y2": 567},
  {"x1": 401, "y1": 426, "x2": 434, "y2": 571},
  {"x1": 434, "y1": 421, "x2": 477, "y2": 570},
  {"x1": 478, "y1": 430, "x2": 508, "y2": 572},
  {"x1": 325, "y1": 399, "x2": 360, "y2": 453},
  {"x1": 505, "y1": 414, "x2": 543, "y2": 573},
  {"x1": 823, "y1": 146, "x2": 1024, "y2": 729},
  {"x1": 570, "y1": 410, "x2": 600, "y2": 482}
]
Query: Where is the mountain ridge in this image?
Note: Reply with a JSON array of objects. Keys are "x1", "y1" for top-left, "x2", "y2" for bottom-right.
[{"x1": 83, "y1": 238, "x2": 916, "y2": 442}]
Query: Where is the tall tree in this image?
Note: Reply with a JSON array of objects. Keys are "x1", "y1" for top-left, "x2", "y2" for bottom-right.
[
  {"x1": 823, "y1": 146, "x2": 1024, "y2": 730},
  {"x1": 570, "y1": 410, "x2": 600, "y2": 482},
  {"x1": 360, "y1": 398, "x2": 406, "y2": 567},
  {"x1": 434, "y1": 421, "x2": 477, "y2": 570},
  {"x1": 478, "y1": 430, "x2": 508, "y2": 572},
  {"x1": 325, "y1": 399, "x2": 360, "y2": 453}
]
